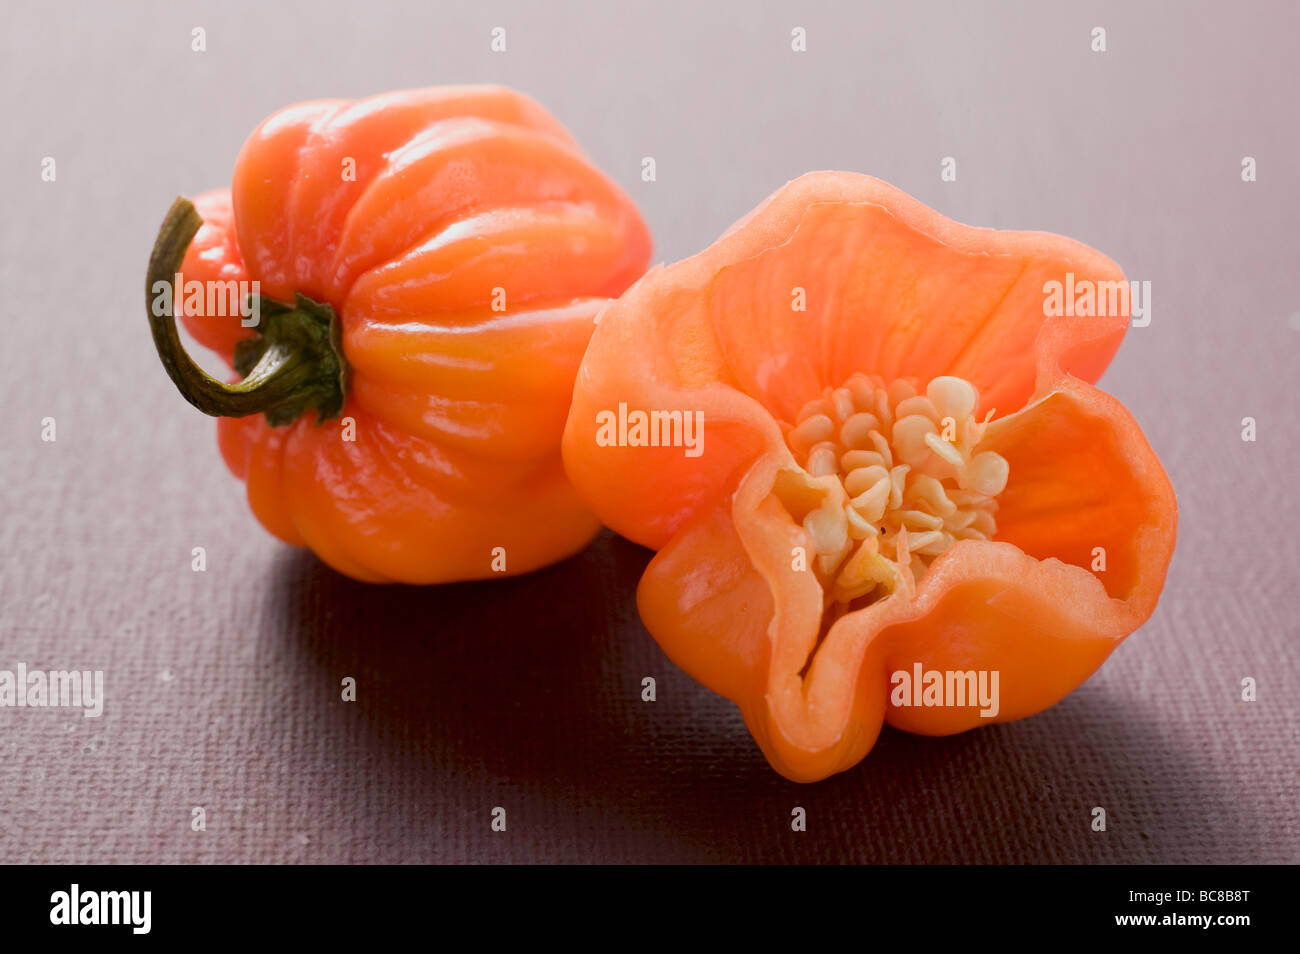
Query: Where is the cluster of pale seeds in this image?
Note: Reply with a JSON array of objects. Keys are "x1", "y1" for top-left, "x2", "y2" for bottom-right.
[{"x1": 776, "y1": 373, "x2": 1010, "y2": 607}]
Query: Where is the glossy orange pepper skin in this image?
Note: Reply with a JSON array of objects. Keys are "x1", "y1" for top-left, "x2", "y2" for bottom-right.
[
  {"x1": 562, "y1": 172, "x2": 1177, "y2": 782},
  {"x1": 177, "y1": 87, "x2": 651, "y2": 582}
]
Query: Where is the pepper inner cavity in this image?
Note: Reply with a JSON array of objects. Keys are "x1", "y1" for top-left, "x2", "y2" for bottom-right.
[{"x1": 775, "y1": 373, "x2": 1009, "y2": 609}]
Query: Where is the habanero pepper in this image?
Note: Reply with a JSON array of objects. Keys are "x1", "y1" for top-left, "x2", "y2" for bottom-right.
[
  {"x1": 562, "y1": 172, "x2": 1177, "y2": 782},
  {"x1": 147, "y1": 86, "x2": 650, "y2": 583}
]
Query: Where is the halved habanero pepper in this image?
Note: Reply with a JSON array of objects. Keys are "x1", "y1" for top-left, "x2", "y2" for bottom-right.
[
  {"x1": 562, "y1": 172, "x2": 1177, "y2": 782},
  {"x1": 147, "y1": 86, "x2": 650, "y2": 583}
]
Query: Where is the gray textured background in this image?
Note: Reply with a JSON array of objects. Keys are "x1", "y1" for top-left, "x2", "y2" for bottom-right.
[{"x1": 1, "y1": 0, "x2": 1296, "y2": 863}]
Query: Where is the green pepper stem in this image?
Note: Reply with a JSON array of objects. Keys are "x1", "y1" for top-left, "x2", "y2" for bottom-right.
[{"x1": 146, "y1": 197, "x2": 348, "y2": 425}]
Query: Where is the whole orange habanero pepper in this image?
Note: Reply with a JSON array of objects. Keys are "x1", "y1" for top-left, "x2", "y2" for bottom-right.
[
  {"x1": 147, "y1": 86, "x2": 650, "y2": 583},
  {"x1": 562, "y1": 172, "x2": 1177, "y2": 782}
]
